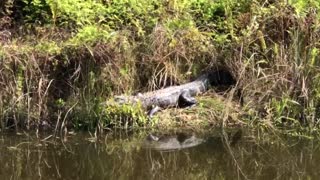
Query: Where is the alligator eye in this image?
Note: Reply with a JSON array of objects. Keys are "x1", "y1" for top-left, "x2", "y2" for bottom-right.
[{"x1": 114, "y1": 96, "x2": 127, "y2": 104}]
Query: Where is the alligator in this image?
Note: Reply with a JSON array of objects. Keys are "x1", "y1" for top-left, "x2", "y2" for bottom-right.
[{"x1": 114, "y1": 70, "x2": 235, "y2": 117}]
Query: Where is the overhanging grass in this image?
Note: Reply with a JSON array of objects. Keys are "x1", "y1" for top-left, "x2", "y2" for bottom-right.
[{"x1": 0, "y1": 0, "x2": 320, "y2": 131}]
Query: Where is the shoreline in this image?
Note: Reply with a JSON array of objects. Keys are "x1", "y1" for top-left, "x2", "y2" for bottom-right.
[{"x1": 1, "y1": 1, "x2": 320, "y2": 132}]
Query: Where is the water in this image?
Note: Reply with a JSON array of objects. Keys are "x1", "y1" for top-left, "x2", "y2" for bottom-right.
[{"x1": 0, "y1": 129, "x2": 320, "y2": 180}]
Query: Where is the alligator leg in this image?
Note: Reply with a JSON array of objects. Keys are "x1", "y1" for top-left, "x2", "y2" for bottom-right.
[
  {"x1": 148, "y1": 106, "x2": 162, "y2": 118},
  {"x1": 179, "y1": 90, "x2": 197, "y2": 108}
]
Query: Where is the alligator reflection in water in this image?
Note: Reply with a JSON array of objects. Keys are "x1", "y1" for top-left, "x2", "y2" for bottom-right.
[
  {"x1": 2, "y1": 130, "x2": 320, "y2": 180},
  {"x1": 143, "y1": 133, "x2": 205, "y2": 151}
]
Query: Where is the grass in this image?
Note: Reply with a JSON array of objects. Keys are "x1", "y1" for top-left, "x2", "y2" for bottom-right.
[
  {"x1": 0, "y1": 0, "x2": 320, "y2": 133},
  {"x1": 152, "y1": 92, "x2": 244, "y2": 130}
]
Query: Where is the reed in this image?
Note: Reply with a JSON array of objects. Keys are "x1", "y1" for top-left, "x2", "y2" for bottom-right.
[{"x1": 0, "y1": 0, "x2": 319, "y2": 131}]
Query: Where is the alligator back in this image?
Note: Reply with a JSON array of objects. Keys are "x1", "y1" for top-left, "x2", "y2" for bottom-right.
[{"x1": 115, "y1": 73, "x2": 210, "y2": 109}]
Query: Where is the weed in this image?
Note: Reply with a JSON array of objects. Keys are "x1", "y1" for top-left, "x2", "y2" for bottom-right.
[{"x1": 0, "y1": 0, "x2": 320, "y2": 132}]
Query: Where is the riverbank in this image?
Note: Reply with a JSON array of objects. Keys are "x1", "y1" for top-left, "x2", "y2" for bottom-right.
[
  {"x1": 1, "y1": 0, "x2": 320, "y2": 131},
  {"x1": 148, "y1": 92, "x2": 243, "y2": 130}
]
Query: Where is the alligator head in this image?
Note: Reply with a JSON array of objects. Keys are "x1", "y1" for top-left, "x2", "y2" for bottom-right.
[{"x1": 114, "y1": 95, "x2": 142, "y2": 105}]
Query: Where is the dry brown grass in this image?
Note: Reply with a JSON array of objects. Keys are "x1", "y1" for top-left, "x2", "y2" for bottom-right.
[
  {"x1": 1, "y1": 1, "x2": 320, "y2": 131},
  {"x1": 153, "y1": 92, "x2": 244, "y2": 130}
]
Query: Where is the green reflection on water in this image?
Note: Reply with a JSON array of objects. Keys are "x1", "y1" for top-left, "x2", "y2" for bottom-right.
[{"x1": 0, "y1": 130, "x2": 320, "y2": 180}]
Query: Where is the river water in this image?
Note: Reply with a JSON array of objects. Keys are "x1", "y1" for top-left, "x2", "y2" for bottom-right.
[{"x1": 0, "y1": 129, "x2": 319, "y2": 180}]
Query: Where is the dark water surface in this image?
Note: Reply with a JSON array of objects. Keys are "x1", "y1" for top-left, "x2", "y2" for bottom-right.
[{"x1": 1, "y1": 129, "x2": 320, "y2": 180}]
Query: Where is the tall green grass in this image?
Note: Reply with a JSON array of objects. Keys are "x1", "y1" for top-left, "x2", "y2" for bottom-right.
[{"x1": 0, "y1": 0, "x2": 319, "y2": 131}]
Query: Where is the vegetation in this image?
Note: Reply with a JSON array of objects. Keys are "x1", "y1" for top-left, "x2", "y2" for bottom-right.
[{"x1": 0, "y1": 0, "x2": 320, "y2": 132}]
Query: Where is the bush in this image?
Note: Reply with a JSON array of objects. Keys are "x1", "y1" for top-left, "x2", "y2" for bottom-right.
[{"x1": 1, "y1": 0, "x2": 320, "y2": 130}]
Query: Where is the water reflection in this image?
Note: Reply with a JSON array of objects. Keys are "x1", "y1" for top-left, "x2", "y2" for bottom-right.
[
  {"x1": 0, "y1": 130, "x2": 320, "y2": 180},
  {"x1": 143, "y1": 133, "x2": 205, "y2": 151}
]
